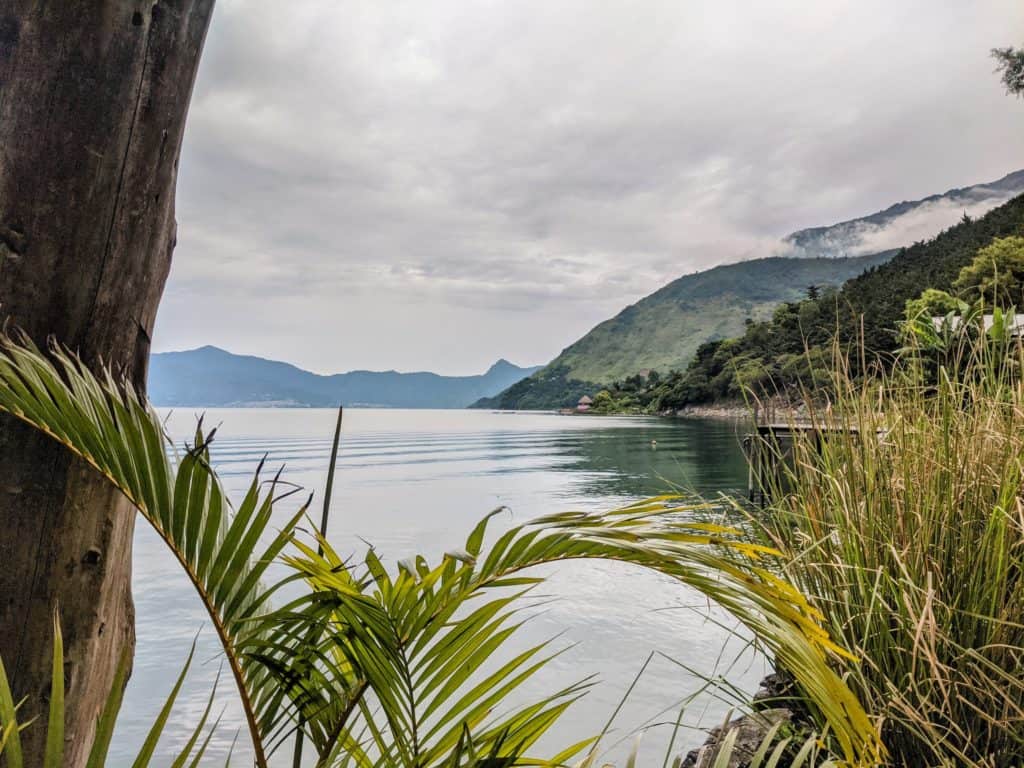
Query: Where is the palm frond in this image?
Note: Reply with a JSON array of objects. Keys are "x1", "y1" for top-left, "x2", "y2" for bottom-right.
[
  {"x1": 0, "y1": 333, "x2": 882, "y2": 767},
  {"x1": 246, "y1": 534, "x2": 593, "y2": 767},
  {"x1": 277, "y1": 501, "x2": 882, "y2": 767},
  {"x1": 43, "y1": 611, "x2": 65, "y2": 768},
  {"x1": 0, "y1": 333, "x2": 309, "y2": 767}
]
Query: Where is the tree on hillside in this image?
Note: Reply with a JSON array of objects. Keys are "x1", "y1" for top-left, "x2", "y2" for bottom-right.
[
  {"x1": 952, "y1": 236, "x2": 1024, "y2": 309},
  {"x1": 904, "y1": 288, "x2": 968, "y2": 320},
  {"x1": 900, "y1": 288, "x2": 970, "y2": 350},
  {"x1": 992, "y1": 45, "x2": 1024, "y2": 97},
  {"x1": 0, "y1": 4, "x2": 215, "y2": 765},
  {"x1": 591, "y1": 389, "x2": 616, "y2": 412}
]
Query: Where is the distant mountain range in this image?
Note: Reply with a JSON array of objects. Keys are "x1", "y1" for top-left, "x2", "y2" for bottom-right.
[
  {"x1": 477, "y1": 168, "x2": 1024, "y2": 410},
  {"x1": 148, "y1": 346, "x2": 542, "y2": 408}
]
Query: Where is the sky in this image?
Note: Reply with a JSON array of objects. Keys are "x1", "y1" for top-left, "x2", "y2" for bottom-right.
[{"x1": 152, "y1": 0, "x2": 1024, "y2": 375}]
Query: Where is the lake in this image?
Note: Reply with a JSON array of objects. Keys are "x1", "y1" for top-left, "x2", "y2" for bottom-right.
[{"x1": 113, "y1": 408, "x2": 765, "y2": 765}]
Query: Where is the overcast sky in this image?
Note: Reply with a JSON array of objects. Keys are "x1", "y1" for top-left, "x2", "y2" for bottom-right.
[{"x1": 152, "y1": 0, "x2": 1024, "y2": 375}]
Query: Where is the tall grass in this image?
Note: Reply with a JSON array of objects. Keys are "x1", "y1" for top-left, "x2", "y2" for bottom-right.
[{"x1": 754, "y1": 315, "x2": 1024, "y2": 766}]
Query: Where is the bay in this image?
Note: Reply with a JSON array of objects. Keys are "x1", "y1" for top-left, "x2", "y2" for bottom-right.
[{"x1": 113, "y1": 408, "x2": 765, "y2": 765}]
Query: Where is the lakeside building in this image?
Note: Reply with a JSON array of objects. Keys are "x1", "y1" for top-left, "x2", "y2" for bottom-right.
[{"x1": 931, "y1": 313, "x2": 1024, "y2": 335}]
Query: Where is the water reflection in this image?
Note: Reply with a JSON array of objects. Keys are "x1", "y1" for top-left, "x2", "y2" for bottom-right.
[
  {"x1": 114, "y1": 409, "x2": 761, "y2": 766},
  {"x1": 527, "y1": 416, "x2": 751, "y2": 498}
]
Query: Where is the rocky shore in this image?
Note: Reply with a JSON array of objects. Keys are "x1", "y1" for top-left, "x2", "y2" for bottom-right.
[
  {"x1": 666, "y1": 401, "x2": 752, "y2": 420},
  {"x1": 682, "y1": 673, "x2": 807, "y2": 768},
  {"x1": 666, "y1": 398, "x2": 812, "y2": 423}
]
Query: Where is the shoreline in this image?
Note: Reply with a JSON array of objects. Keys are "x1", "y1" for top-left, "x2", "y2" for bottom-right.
[
  {"x1": 558, "y1": 402, "x2": 757, "y2": 419},
  {"x1": 666, "y1": 402, "x2": 753, "y2": 420},
  {"x1": 667, "y1": 398, "x2": 810, "y2": 422}
]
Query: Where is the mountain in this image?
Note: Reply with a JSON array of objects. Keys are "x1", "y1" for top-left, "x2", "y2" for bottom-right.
[
  {"x1": 476, "y1": 169, "x2": 1024, "y2": 411},
  {"x1": 148, "y1": 347, "x2": 542, "y2": 408},
  {"x1": 542, "y1": 253, "x2": 896, "y2": 383},
  {"x1": 472, "y1": 253, "x2": 893, "y2": 410},
  {"x1": 781, "y1": 169, "x2": 1024, "y2": 259},
  {"x1": 652, "y1": 190, "x2": 1024, "y2": 409}
]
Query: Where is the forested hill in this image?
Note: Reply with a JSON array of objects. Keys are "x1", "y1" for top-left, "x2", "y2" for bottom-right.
[
  {"x1": 651, "y1": 191, "x2": 1024, "y2": 409},
  {"x1": 782, "y1": 168, "x2": 1024, "y2": 258},
  {"x1": 474, "y1": 169, "x2": 1024, "y2": 412},
  {"x1": 525, "y1": 253, "x2": 896, "y2": 383},
  {"x1": 472, "y1": 253, "x2": 894, "y2": 410},
  {"x1": 148, "y1": 347, "x2": 541, "y2": 408}
]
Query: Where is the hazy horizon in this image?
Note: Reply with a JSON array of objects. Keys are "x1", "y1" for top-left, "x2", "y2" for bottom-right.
[
  {"x1": 153, "y1": 1, "x2": 1024, "y2": 375},
  {"x1": 153, "y1": 343, "x2": 544, "y2": 377}
]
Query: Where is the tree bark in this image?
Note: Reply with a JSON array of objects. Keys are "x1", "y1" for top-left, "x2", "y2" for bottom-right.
[{"x1": 0, "y1": 2, "x2": 215, "y2": 764}]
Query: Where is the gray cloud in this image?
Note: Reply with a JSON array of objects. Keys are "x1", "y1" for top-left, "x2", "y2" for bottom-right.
[
  {"x1": 789, "y1": 191, "x2": 1023, "y2": 259},
  {"x1": 153, "y1": 0, "x2": 1024, "y2": 374}
]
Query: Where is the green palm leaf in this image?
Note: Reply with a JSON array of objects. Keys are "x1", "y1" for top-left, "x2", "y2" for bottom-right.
[
  {"x1": 0, "y1": 333, "x2": 883, "y2": 767},
  {"x1": 0, "y1": 636, "x2": 26, "y2": 768},
  {"x1": 0, "y1": 333, "x2": 309, "y2": 767},
  {"x1": 43, "y1": 612, "x2": 65, "y2": 768},
  {"x1": 271, "y1": 500, "x2": 882, "y2": 767}
]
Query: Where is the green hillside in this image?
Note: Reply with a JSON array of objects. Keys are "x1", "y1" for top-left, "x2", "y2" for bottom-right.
[
  {"x1": 553, "y1": 253, "x2": 895, "y2": 382},
  {"x1": 651, "y1": 192, "x2": 1024, "y2": 409},
  {"x1": 477, "y1": 170, "x2": 1024, "y2": 412},
  {"x1": 475, "y1": 252, "x2": 894, "y2": 409}
]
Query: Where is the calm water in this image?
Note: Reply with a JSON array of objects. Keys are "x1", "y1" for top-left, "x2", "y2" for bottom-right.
[{"x1": 114, "y1": 408, "x2": 764, "y2": 765}]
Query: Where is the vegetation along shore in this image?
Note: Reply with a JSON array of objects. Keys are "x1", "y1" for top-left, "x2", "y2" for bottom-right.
[{"x1": 496, "y1": 191, "x2": 1024, "y2": 421}]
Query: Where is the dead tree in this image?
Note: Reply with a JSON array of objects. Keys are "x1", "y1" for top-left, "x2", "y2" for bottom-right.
[{"x1": 0, "y1": 2, "x2": 215, "y2": 764}]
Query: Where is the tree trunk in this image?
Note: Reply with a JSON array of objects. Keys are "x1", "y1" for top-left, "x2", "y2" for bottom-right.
[{"x1": 0, "y1": 2, "x2": 215, "y2": 764}]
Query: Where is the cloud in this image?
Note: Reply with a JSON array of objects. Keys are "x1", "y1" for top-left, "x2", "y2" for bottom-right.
[
  {"x1": 153, "y1": 0, "x2": 1024, "y2": 374},
  {"x1": 776, "y1": 187, "x2": 1024, "y2": 261},
  {"x1": 835, "y1": 193, "x2": 1022, "y2": 257}
]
